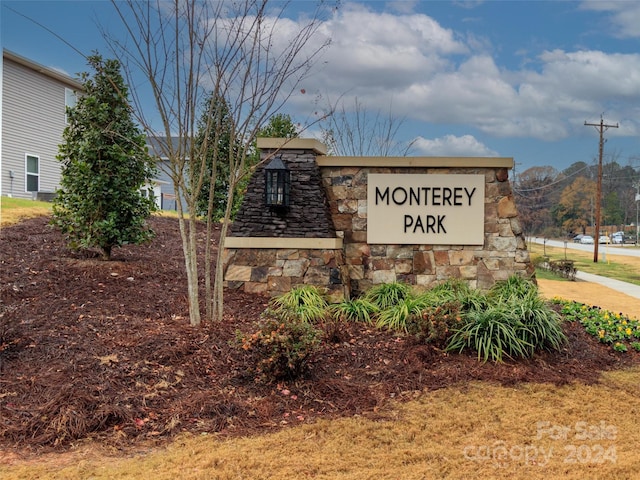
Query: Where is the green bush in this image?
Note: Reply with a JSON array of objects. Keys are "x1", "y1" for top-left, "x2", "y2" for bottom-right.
[
  {"x1": 411, "y1": 302, "x2": 463, "y2": 347},
  {"x1": 238, "y1": 314, "x2": 321, "y2": 381},
  {"x1": 52, "y1": 55, "x2": 156, "y2": 260}
]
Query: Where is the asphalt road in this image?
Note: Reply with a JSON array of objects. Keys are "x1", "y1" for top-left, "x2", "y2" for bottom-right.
[{"x1": 528, "y1": 237, "x2": 640, "y2": 258}]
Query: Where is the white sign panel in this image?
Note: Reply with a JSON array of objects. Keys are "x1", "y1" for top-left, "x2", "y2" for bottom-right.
[{"x1": 367, "y1": 174, "x2": 485, "y2": 245}]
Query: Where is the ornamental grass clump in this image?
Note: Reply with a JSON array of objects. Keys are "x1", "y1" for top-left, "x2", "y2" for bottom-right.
[
  {"x1": 267, "y1": 285, "x2": 329, "y2": 324},
  {"x1": 364, "y1": 282, "x2": 411, "y2": 310},
  {"x1": 445, "y1": 276, "x2": 565, "y2": 362},
  {"x1": 513, "y1": 290, "x2": 566, "y2": 354},
  {"x1": 487, "y1": 274, "x2": 535, "y2": 302},
  {"x1": 330, "y1": 298, "x2": 378, "y2": 324},
  {"x1": 363, "y1": 282, "x2": 434, "y2": 333},
  {"x1": 373, "y1": 288, "x2": 465, "y2": 340},
  {"x1": 445, "y1": 304, "x2": 534, "y2": 362},
  {"x1": 267, "y1": 285, "x2": 349, "y2": 342},
  {"x1": 375, "y1": 295, "x2": 432, "y2": 333},
  {"x1": 429, "y1": 278, "x2": 488, "y2": 312}
]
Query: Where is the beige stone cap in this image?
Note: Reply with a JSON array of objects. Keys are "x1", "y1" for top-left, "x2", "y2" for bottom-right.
[
  {"x1": 316, "y1": 156, "x2": 514, "y2": 168},
  {"x1": 225, "y1": 236, "x2": 343, "y2": 249},
  {"x1": 256, "y1": 138, "x2": 328, "y2": 155}
]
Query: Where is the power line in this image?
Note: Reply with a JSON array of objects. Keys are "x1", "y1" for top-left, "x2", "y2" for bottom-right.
[
  {"x1": 3, "y1": 4, "x2": 88, "y2": 61},
  {"x1": 512, "y1": 163, "x2": 593, "y2": 193},
  {"x1": 585, "y1": 115, "x2": 619, "y2": 263}
]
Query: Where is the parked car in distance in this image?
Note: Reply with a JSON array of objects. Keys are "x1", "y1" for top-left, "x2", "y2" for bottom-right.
[
  {"x1": 612, "y1": 233, "x2": 624, "y2": 244},
  {"x1": 599, "y1": 235, "x2": 611, "y2": 244},
  {"x1": 580, "y1": 235, "x2": 594, "y2": 244},
  {"x1": 573, "y1": 234, "x2": 584, "y2": 243}
]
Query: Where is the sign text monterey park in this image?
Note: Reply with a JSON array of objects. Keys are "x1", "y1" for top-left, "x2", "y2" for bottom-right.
[{"x1": 367, "y1": 174, "x2": 485, "y2": 245}]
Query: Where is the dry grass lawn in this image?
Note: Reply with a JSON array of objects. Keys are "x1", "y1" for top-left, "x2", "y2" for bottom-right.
[
  {"x1": 2, "y1": 205, "x2": 640, "y2": 478},
  {"x1": 538, "y1": 278, "x2": 640, "y2": 319},
  {"x1": 2, "y1": 368, "x2": 639, "y2": 479},
  {"x1": 536, "y1": 246, "x2": 640, "y2": 319},
  {"x1": 0, "y1": 198, "x2": 52, "y2": 227}
]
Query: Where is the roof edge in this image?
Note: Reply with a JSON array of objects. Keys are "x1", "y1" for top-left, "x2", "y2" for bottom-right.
[{"x1": 3, "y1": 49, "x2": 84, "y2": 90}]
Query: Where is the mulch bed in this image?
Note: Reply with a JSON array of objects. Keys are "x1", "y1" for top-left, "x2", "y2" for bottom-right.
[{"x1": 1, "y1": 216, "x2": 638, "y2": 453}]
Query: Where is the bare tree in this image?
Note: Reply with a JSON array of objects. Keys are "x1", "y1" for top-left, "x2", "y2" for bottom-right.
[
  {"x1": 108, "y1": 0, "x2": 331, "y2": 325},
  {"x1": 513, "y1": 166, "x2": 560, "y2": 236},
  {"x1": 554, "y1": 176, "x2": 596, "y2": 234},
  {"x1": 320, "y1": 97, "x2": 416, "y2": 156}
]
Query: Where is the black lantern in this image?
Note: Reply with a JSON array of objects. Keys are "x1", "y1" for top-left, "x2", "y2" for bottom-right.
[{"x1": 264, "y1": 156, "x2": 290, "y2": 209}]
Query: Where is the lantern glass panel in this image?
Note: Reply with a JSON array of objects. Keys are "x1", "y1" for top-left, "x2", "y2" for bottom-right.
[{"x1": 264, "y1": 160, "x2": 290, "y2": 208}]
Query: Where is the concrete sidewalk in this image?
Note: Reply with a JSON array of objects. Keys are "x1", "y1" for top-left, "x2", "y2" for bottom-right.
[{"x1": 575, "y1": 271, "x2": 640, "y2": 300}]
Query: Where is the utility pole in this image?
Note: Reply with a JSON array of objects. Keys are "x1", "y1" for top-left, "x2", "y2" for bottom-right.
[
  {"x1": 634, "y1": 181, "x2": 640, "y2": 244},
  {"x1": 512, "y1": 161, "x2": 522, "y2": 189},
  {"x1": 585, "y1": 116, "x2": 618, "y2": 263}
]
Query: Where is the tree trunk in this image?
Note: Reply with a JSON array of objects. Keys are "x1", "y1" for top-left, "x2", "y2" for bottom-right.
[
  {"x1": 177, "y1": 213, "x2": 201, "y2": 327},
  {"x1": 212, "y1": 224, "x2": 226, "y2": 323},
  {"x1": 204, "y1": 157, "x2": 218, "y2": 322},
  {"x1": 212, "y1": 184, "x2": 235, "y2": 322},
  {"x1": 204, "y1": 200, "x2": 215, "y2": 322}
]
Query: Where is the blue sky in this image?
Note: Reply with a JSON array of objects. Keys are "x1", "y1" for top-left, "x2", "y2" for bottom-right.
[{"x1": 3, "y1": 0, "x2": 640, "y2": 174}]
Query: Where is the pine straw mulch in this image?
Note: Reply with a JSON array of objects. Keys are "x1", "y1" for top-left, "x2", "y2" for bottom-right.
[{"x1": 1, "y1": 216, "x2": 638, "y2": 454}]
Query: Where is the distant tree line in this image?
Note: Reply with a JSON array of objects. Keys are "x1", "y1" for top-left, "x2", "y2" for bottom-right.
[{"x1": 514, "y1": 152, "x2": 640, "y2": 238}]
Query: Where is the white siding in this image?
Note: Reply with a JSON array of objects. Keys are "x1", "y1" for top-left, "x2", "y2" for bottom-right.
[{"x1": 1, "y1": 55, "x2": 79, "y2": 199}]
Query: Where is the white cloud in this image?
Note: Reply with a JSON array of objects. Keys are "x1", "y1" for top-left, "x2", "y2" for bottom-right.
[
  {"x1": 536, "y1": 49, "x2": 640, "y2": 99},
  {"x1": 580, "y1": 1, "x2": 640, "y2": 38},
  {"x1": 307, "y1": 3, "x2": 467, "y2": 93},
  {"x1": 412, "y1": 134, "x2": 498, "y2": 156},
  {"x1": 284, "y1": 2, "x2": 640, "y2": 143}
]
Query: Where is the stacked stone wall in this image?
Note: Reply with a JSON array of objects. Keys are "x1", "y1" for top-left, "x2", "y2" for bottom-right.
[
  {"x1": 321, "y1": 165, "x2": 534, "y2": 294},
  {"x1": 224, "y1": 247, "x2": 349, "y2": 302},
  {"x1": 230, "y1": 150, "x2": 335, "y2": 238},
  {"x1": 224, "y1": 140, "x2": 534, "y2": 299},
  {"x1": 225, "y1": 144, "x2": 348, "y2": 301}
]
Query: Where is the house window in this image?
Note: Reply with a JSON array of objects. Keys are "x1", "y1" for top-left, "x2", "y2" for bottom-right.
[
  {"x1": 65, "y1": 88, "x2": 77, "y2": 124},
  {"x1": 25, "y1": 155, "x2": 39, "y2": 192}
]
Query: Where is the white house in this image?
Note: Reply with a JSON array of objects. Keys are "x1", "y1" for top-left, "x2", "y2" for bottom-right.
[
  {"x1": 146, "y1": 136, "x2": 183, "y2": 211},
  {"x1": 1, "y1": 49, "x2": 83, "y2": 199},
  {"x1": 1, "y1": 50, "x2": 170, "y2": 210}
]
